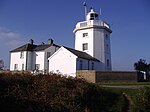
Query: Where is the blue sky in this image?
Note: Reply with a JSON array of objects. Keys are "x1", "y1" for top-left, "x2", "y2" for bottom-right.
[{"x1": 0, "y1": 0, "x2": 150, "y2": 70}]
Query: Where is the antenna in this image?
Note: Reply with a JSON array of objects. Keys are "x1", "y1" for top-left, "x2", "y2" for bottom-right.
[
  {"x1": 83, "y1": 2, "x2": 87, "y2": 20},
  {"x1": 99, "y1": 8, "x2": 102, "y2": 17}
]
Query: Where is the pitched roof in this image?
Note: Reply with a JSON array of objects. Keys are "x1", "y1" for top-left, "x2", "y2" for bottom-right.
[
  {"x1": 10, "y1": 43, "x2": 60, "y2": 52},
  {"x1": 10, "y1": 44, "x2": 37, "y2": 52},
  {"x1": 64, "y1": 46, "x2": 100, "y2": 62}
]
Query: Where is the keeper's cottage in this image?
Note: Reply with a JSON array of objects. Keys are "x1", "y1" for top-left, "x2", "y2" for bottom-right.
[{"x1": 10, "y1": 6, "x2": 112, "y2": 77}]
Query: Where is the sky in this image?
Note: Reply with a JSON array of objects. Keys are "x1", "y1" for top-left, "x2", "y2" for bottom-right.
[{"x1": 0, "y1": 0, "x2": 150, "y2": 70}]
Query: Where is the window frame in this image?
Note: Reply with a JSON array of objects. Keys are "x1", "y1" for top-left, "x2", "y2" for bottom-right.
[
  {"x1": 20, "y1": 51, "x2": 24, "y2": 59},
  {"x1": 83, "y1": 33, "x2": 88, "y2": 37},
  {"x1": 47, "y1": 52, "x2": 51, "y2": 58},
  {"x1": 107, "y1": 59, "x2": 109, "y2": 67},
  {"x1": 22, "y1": 64, "x2": 24, "y2": 70},
  {"x1": 35, "y1": 64, "x2": 40, "y2": 70},
  {"x1": 14, "y1": 64, "x2": 18, "y2": 70},
  {"x1": 79, "y1": 60, "x2": 83, "y2": 70},
  {"x1": 83, "y1": 43, "x2": 88, "y2": 51},
  {"x1": 91, "y1": 62, "x2": 94, "y2": 70}
]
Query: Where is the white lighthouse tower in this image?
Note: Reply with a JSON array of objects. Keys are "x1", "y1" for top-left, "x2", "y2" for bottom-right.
[{"x1": 73, "y1": 6, "x2": 112, "y2": 70}]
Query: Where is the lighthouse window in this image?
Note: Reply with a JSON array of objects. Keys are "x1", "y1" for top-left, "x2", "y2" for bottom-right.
[
  {"x1": 106, "y1": 44, "x2": 109, "y2": 51},
  {"x1": 83, "y1": 33, "x2": 88, "y2": 37},
  {"x1": 83, "y1": 43, "x2": 88, "y2": 51},
  {"x1": 107, "y1": 59, "x2": 109, "y2": 67},
  {"x1": 106, "y1": 34, "x2": 108, "y2": 39}
]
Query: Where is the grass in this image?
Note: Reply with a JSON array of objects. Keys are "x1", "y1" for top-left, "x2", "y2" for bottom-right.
[{"x1": 99, "y1": 81, "x2": 150, "y2": 86}]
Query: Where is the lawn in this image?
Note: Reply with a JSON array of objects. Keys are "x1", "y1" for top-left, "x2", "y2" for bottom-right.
[{"x1": 99, "y1": 81, "x2": 150, "y2": 86}]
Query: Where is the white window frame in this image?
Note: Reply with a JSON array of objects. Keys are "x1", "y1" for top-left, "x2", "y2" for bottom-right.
[
  {"x1": 20, "y1": 51, "x2": 24, "y2": 59},
  {"x1": 83, "y1": 43, "x2": 88, "y2": 51},
  {"x1": 14, "y1": 64, "x2": 18, "y2": 70},
  {"x1": 22, "y1": 64, "x2": 24, "y2": 70},
  {"x1": 35, "y1": 64, "x2": 40, "y2": 70},
  {"x1": 83, "y1": 33, "x2": 88, "y2": 37}
]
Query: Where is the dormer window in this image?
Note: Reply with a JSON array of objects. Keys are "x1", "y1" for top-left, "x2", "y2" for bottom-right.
[{"x1": 20, "y1": 52, "x2": 24, "y2": 58}]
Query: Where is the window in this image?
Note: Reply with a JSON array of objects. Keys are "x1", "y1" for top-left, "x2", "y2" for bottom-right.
[
  {"x1": 83, "y1": 33, "x2": 88, "y2": 37},
  {"x1": 22, "y1": 64, "x2": 24, "y2": 70},
  {"x1": 91, "y1": 62, "x2": 94, "y2": 70},
  {"x1": 105, "y1": 34, "x2": 108, "y2": 40},
  {"x1": 83, "y1": 43, "x2": 88, "y2": 51},
  {"x1": 106, "y1": 44, "x2": 109, "y2": 51},
  {"x1": 47, "y1": 52, "x2": 51, "y2": 58},
  {"x1": 20, "y1": 52, "x2": 24, "y2": 58},
  {"x1": 14, "y1": 64, "x2": 18, "y2": 70},
  {"x1": 107, "y1": 59, "x2": 109, "y2": 67},
  {"x1": 79, "y1": 60, "x2": 83, "y2": 70},
  {"x1": 35, "y1": 64, "x2": 40, "y2": 70}
]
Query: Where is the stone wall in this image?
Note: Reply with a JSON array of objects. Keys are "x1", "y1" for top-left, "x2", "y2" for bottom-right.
[{"x1": 76, "y1": 70, "x2": 145, "y2": 83}]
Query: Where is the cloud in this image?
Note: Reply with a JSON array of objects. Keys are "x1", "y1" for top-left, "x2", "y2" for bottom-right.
[
  {"x1": 5, "y1": 39, "x2": 23, "y2": 46},
  {"x1": 0, "y1": 27, "x2": 20, "y2": 39},
  {"x1": 0, "y1": 26, "x2": 25, "y2": 47}
]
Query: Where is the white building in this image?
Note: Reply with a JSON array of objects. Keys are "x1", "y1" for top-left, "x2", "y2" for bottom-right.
[
  {"x1": 10, "y1": 39, "x2": 60, "y2": 72},
  {"x1": 48, "y1": 8, "x2": 112, "y2": 76},
  {"x1": 10, "y1": 7, "x2": 112, "y2": 77},
  {"x1": 73, "y1": 8, "x2": 112, "y2": 70},
  {"x1": 48, "y1": 46, "x2": 100, "y2": 77}
]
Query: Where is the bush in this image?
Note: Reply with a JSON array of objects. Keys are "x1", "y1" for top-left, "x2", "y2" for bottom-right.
[
  {"x1": 0, "y1": 72, "x2": 124, "y2": 112},
  {"x1": 133, "y1": 87, "x2": 150, "y2": 112}
]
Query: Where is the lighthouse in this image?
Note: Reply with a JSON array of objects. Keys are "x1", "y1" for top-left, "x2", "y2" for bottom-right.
[{"x1": 73, "y1": 7, "x2": 112, "y2": 70}]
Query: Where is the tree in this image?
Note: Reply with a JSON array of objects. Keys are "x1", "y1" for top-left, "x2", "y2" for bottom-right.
[
  {"x1": 0, "y1": 59, "x2": 4, "y2": 70},
  {"x1": 134, "y1": 59, "x2": 150, "y2": 73}
]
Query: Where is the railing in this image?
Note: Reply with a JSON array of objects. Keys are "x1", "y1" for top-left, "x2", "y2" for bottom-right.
[{"x1": 76, "y1": 20, "x2": 110, "y2": 29}]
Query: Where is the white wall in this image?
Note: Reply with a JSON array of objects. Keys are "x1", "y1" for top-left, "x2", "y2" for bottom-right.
[
  {"x1": 10, "y1": 51, "x2": 27, "y2": 70},
  {"x1": 75, "y1": 28, "x2": 94, "y2": 56},
  {"x1": 49, "y1": 47, "x2": 77, "y2": 77},
  {"x1": 74, "y1": 19, "x2": 112, "y2": 70},
  {"x1": 34, "y1": 51, "x2": 45, "y2": 71}
]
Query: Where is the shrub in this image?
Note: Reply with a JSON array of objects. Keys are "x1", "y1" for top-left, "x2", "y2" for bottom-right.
[
  {"x1": 133, "y1": 87, "x2": 150, "y2": 112},
  {"x1": 0, "y1": 72, "x2": 124, "y2": 112}
]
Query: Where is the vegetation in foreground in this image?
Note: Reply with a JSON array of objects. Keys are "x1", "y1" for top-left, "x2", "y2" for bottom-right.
[
  {"x1": 0, "y1": 71, "x2": 150, "y2": 112},
  {"x1": 0, "y1": 72, "x2": 124, "y2": 112}
]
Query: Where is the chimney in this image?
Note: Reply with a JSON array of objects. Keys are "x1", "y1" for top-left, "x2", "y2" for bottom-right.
[
  {"x1": 41, "y1": 42, "x2": 45, "y2": 45},
  {"x1": 48, "y1": 38, "x2": 53, "y2": 45},
  {"x1": 29, "y1": 39, "x2": 34, "y2": 45}
]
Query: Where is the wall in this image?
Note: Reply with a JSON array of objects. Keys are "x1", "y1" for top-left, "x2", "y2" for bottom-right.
[
  {"x1": 34, "y1": 51, "x2": 45, "y2": 71},
  {"x1": 44, "y1": 46, "x2": 59, "y2": 72},
  {"x1": 27, "y1": 51, "x2": 33, "y2": 70},
  {"x1": 75, "y1": 28, "x2": 94, "y2": 56},
  {"x1": 77, "y1": 70, "x2": 145, "y2": 83},
  {"x1": 76, "y1": 70, "x2": 96, "y2": 83},
  {"x1": 49, "y1": 47, "x2": 77, "y2": 77},
  {"x1": 10, "y1": 52, "x2": 27, "y2": 70}
]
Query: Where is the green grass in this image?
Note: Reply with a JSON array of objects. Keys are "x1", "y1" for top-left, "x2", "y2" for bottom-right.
[{"x1": 99, "y1": 82, "x2": 150, "y2": 86}]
